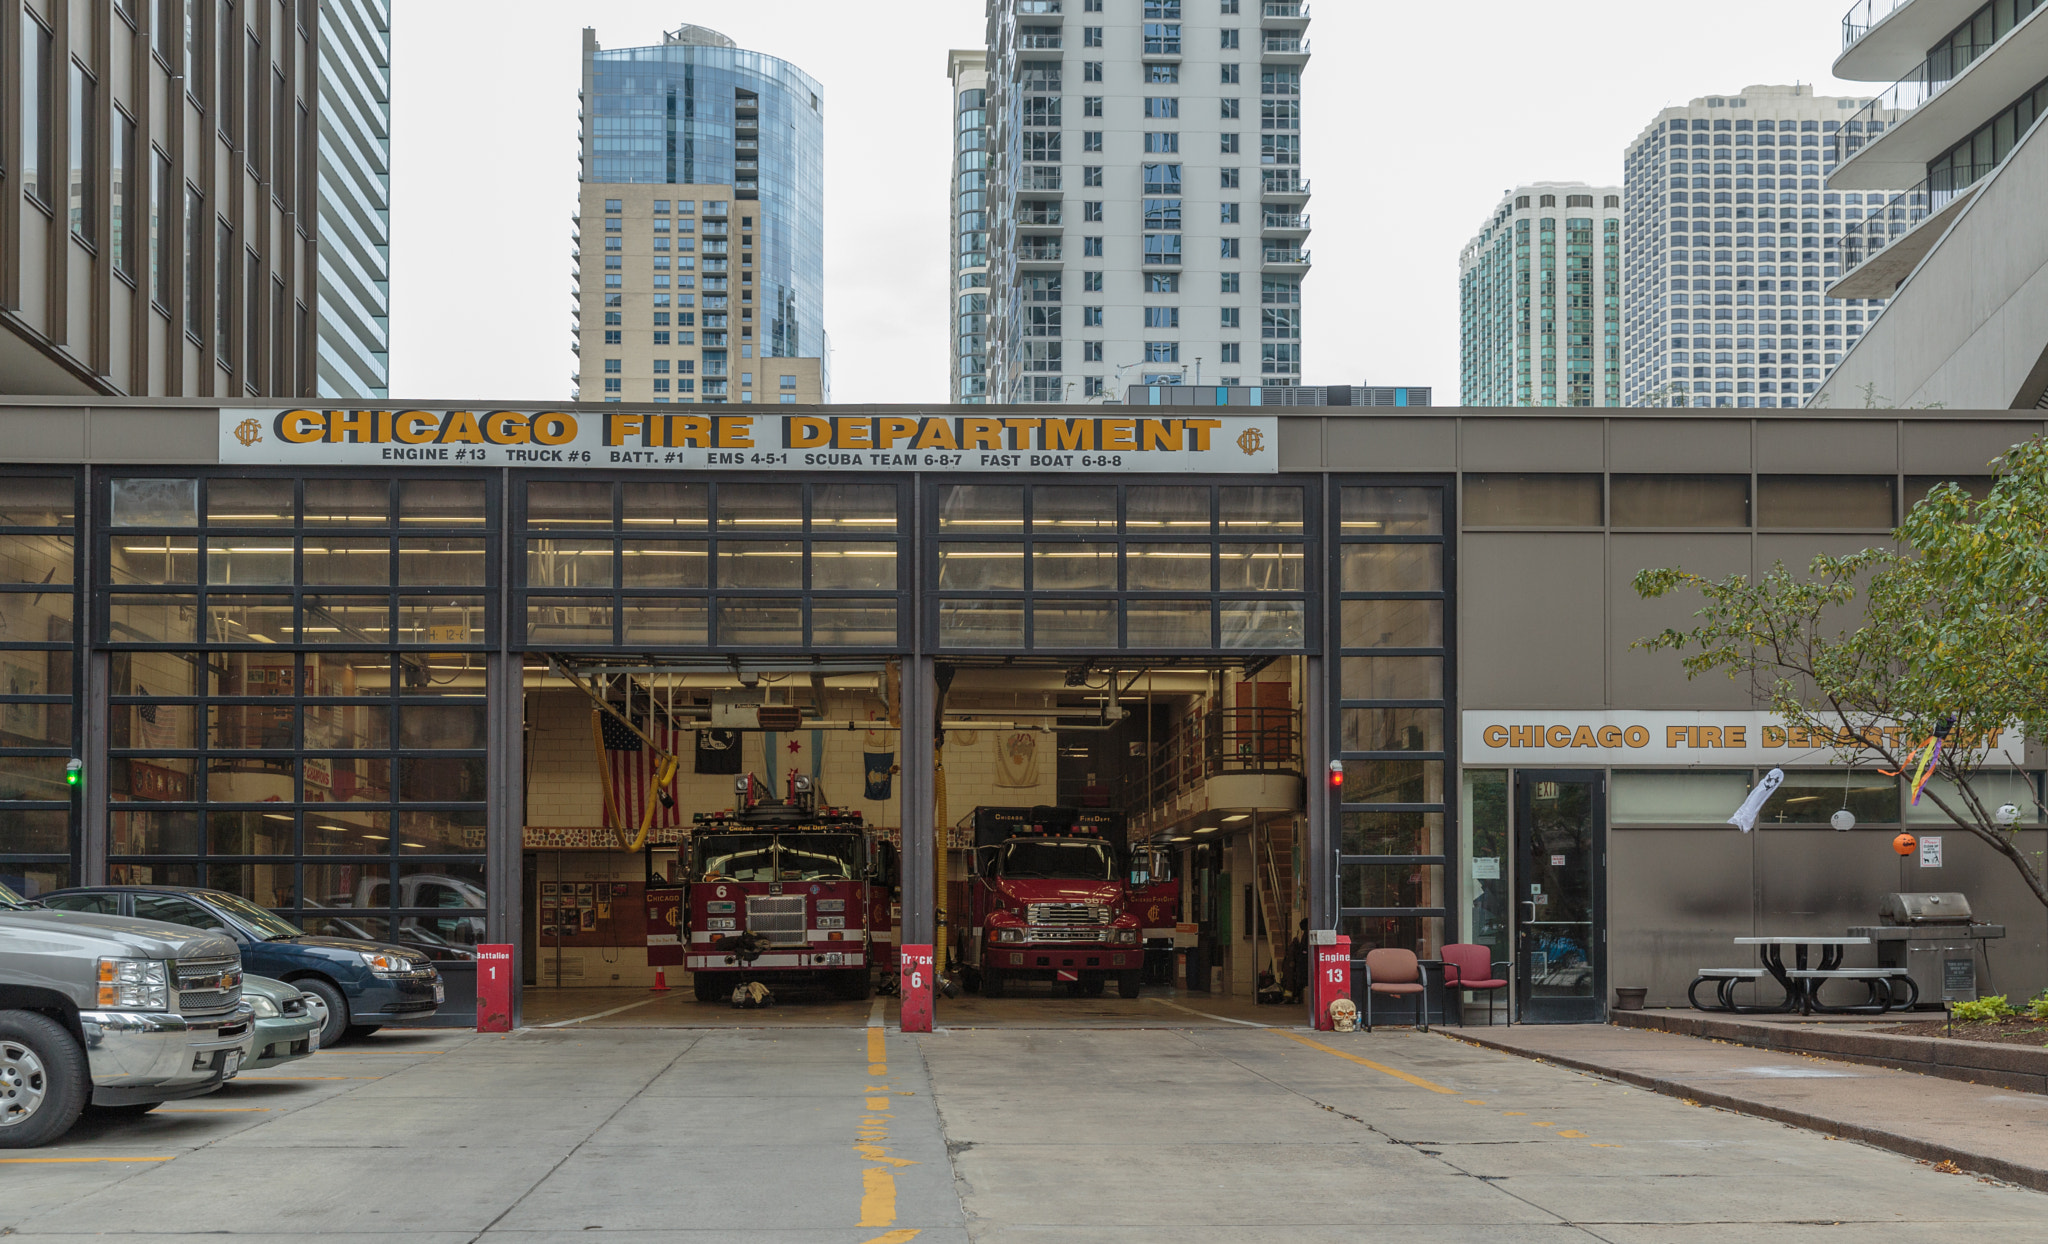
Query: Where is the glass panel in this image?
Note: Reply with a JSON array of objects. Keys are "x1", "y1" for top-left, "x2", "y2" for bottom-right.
[
  {"x1": 115, "y1": 652, "x2": 203, "y2": 697},
  {"x1": 620, "y1": 540, "x2": 708, "y2": 588},
  {"x1": 1220, "y1": 600, "x2": 1305, "y2": 649},
  {"x1": 304, "y1": 478, "x2": 389, "y2": 527},
  {"x1": 811, "y1": 600, "x2": 897, "y2": 646},
  {"x1": 301, "y1": 596, "x2": 390, "y2": 644},
  {"x1": 1341, "y1": 600, "x2": 1442, "y2": 649},
  {"x1": 1033, "y1": 486, "x2": 1118, "y2": 532},
  {"x1": 939, "y1": 485, "x2": 1023, "y2": 533},
  {"x1": 1219, "y1": 543, "x2": 1303, "y2": 591},
  {"x1": 525, "y1": 481, "x2": 613, "y2": 529},
  {"x1": 719, "y1": 542, "x2": 802, "y2": 589},
  {"x1": 204, "y1": 863, "x2": 295, "y2": 907},
  {"x1": 399, "y1": 538, "x2": 487, "y2": 586},
  {"x1": 305, "y1": 653, "x2": 387, "y2": 696},
  {"x1": 1341, "y1": 486, "x2": 1442, "y2": 536},
  {"x1": 398, "y1": 809, "x2": 486, "y2": 853},
  {"x1": 0, "y1": 477, "x2": 75, "y2": 526},
  {"x1": 1342, "y1": 863, "x2": 1444, "y2": 909},
  {"x1": 398, "y1": 704, "x2": 485, "y2": 750},
  {"x1": 1032, "y1": 600, "x2": 1117, "y2": 647},
  {"x1": 940, "y1": 599, "x2": 1022, "y2": 648},
  {"x1": 622, "y1": 601, "x2": 708, "y2": 646},
  {"x1": 400, "y1": 479, "x2": 487, "y2": 526},
  {"x1": 1757, "y1": 476, "x2": 1895, "y2": 528},
  {"x1": 303, "y1": 810, "x2": 394, "y2": 855},
  {"x1": 527, "y1": 598, "x2": 612, "y2": 644},
  {"x1": 305, "y1": 865, "x2": 394, "y2": 910},
  {"x1": 112, "y1": 809, "x2": 202, "y2": 854},
  {"x1": 0, "y1": 534, "x2": 73, "y2": 583},
  {"x1": 303, "y1": 913, "x2": 389, "y2": 941},
  {"x1": 621, "y1": 481, "x2": 708, "y2": 530},
  {"x1": 109, "y1": 478, "x2": 197, "y2": 527},
  {"x1": 1342, "y1": 708, "x2": 1443, "y2": 753},
  {"x1": 1611, "y1": 475, "x2": 1750, "y2": 528},
  {"x1": 209, "y1": 760, "x2": 301, "y2": 804},
  {"x1": 109, "y1": 534, "x2": 198, "y2": 584},
  {"x1": 0, "y1": 695, "x2": 71, "y2": 748},
  {"x1": 1523, "y1": 777, "x2": 1596, "y2": 1003},
  {"x1": 1907, "y1": 772, "x2": 2042, "y2": 825},
  {"x1": 1463, "y1": 474, "x2": 1602, "y2": 526},
  {"x1": 205, "y1": 539, "x2": 294, "y2": 586},
  {"x1": 1460, "y1": 772, "x2": 1509, "y2": 986},
  {"x1": 1127, "y1": 486, "x2": 1210, "y2": 533},
  {"x1": 206, "y1": 478, "x2": 293, "y2": 527},
  {"x1": 1219, "y1": 486, "x2": 1303, "y2": 534},
  {"x1": 302, "y1": 537, "x2": 391, "y2": 586},
  {"x1": 110, "y1": 755, "x2": 198, "y2": 802},
  {"x1": 811, "y1": 543, "x2": 896, "y2": 591},
  {"x1": 306, "y1": 757, "x2": 393, "y2": 803},
  {"x1": 718, "y1": 599, "x2": 803, "y2": 646},
  {"x1": 939, "y1": 544, "x2": 1024, "y2": 591},
  {"x1": 398, "y1": 757, "x2": 484, "y2": 802},
  {"x1": 129, "y1": 893, "x2": 217, "y2": 929},
  {"x1": 108, "y1": 595, "x2": 190, "y2": 643},
  {"x1": 1611, "y1": 770, "x2": 1755, "y2": 825},
  {"x1": 0, "y1": 808, "x2": 69, "y2": 853},
  {"x1": 206, "y1": 596, "x2": 295, "y2": 645},
  {"x1": 208, "y1": 810, "x2": 294, "y2": 855},
  {"x1": 1125, "y1": 599, "x2": 1211, "y2": 647},
  {"x1": 527, "y1": 539, "x2": 615, "y2": 589},
  {"x1": 1760, "y1": 771, "x2": 1899, "y2": 824},
  {"x1": 1342, "y1": 913, "x2": 1444, "y2": 959},
  {"x1": 301, "y1": 703, "x2": 388, "y2": 750},
  {"x1": 0, "y1": 862, "x2": 71, "y2": 896},
  {"x1": 1032, "y1": 543, "x2": 1117, "y2": 590},
  {"x1": 812, "y1": 484, "x2": 898, "y2": 533},
  {"x1": 1126, "y1": 543, "x2": 1209, "y2": 590},
  {"x1": 1341, "y1": 759, "x2": 1443, "y2": 804},
  {"x1": 1340, "y1": 544, "x2": 1440, "y2": 593},
  {"x1": 717, "y1": 484, "x2": 803, "y2": 530},
  {"x1": 1906, "y1": 476, "x2": 1998, "y2": 508},
  {"x1": 208, "y1": 701, "x2": 297, "y2": 750}
]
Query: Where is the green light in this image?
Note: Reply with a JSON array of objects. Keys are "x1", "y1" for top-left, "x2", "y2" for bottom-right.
[{"x1": 65, "y1": 758, "x2": 81, "y2": 788}]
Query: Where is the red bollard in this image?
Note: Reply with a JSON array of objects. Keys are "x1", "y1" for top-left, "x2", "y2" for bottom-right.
[
  {"x1": 899, "y1": 944, "x2": 935, "y2": 1033},
  {"x1": 476, "y1": 943, "x2": 514, "y2": 1033},
  {"x1": 1310, "y1": 933, "x2": 1351, "y2": 1031}
]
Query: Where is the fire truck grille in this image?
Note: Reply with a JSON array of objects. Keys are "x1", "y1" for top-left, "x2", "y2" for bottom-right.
[
  {"x1": 746, "y1": 896, "x2": 807, "y2": 947},
  {"x1": 1029, "y1": 927, "x2": 1105, "y2": 944},
  {"x1": 1028, "y1": 903, "x2": 1109, "y2": 928}
]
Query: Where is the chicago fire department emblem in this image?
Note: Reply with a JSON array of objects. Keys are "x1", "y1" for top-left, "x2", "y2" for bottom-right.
[
  {"x1": 232, "y1": 418, "x2": 264, "y2": 447},
  {"x1": 1236, "y1": 427, "x2": 1265, "y2": 457}
]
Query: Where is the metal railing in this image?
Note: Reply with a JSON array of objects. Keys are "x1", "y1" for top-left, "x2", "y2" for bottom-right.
[
  {"x1": 1262, "y1": 35, "x2": 1309, "y2": 54},
  {"x1": 1262, "y1": 173, "x2": 1310, "y2": 195},
  {"x1": 1842, "y1": 0, "x2": 1913, "y2": 48},
  {"x1": 1017, "y1": 206, "x2": 1063, "y2": 225},
  {"x1": 1835, "y1": 42, "x2": 1988, "y2": 164},
  {"x1": 1015, "y1": 239, "x2": 1063, "y2": 260},
  {"x1": 1120, "y1": 706, "x2": 1302, "y2": 815},
  {"x1": 1263, "y1": 1, "x2": 1309, "y2": 16},
  {"x1": 1262, "y1": 211, "x2": 1309, "y2": 229},
  {"x1": 1017, "y1": 0, "x2": 1061, "y2": 12},
  {"x1": 1019, "y1": 34, "x2": 1062, "y2": 48},
  {"x1": 1839, "y1": 163, "x2": 1989, "y2": 269},
  {"x1": 1263, "y1": 246, "x2": 1310, "y2": 264}
]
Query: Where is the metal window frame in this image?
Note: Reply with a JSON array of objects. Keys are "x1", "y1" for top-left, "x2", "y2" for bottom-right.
[{"x1": 0, "y1": 468, "x2": 87, "y2": 887}]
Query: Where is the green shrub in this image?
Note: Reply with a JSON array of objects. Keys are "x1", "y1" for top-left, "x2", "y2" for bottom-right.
[
  {"x1": 2028, "y1": 993, "x2": 2048, "y2": 1021},
  {"x1": 1951, "y1": 995, "x2": 2016, "y2": 1022}
]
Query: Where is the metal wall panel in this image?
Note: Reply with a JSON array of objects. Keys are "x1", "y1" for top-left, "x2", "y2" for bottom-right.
[
  {"x1": 1900, "y1": 419, "x2": 2048, "y2": 475},
  {"x1": 1606, "y1": 534, "x2": 1754, "y2": 710},
  {"x1": 1755, "y1": 419, "x2": 1899, "y2": 473},
  {"x1": 1459, "y1": 533, "x2": 1605, "y2": 708},
  {"x1": 1323, "y1": 417, "x2": 1458, "y2": 473},
  {"x1": 1608, "y1": 828, "x2": 1754, "y2": 1008},
  {"x1": 1458, "y1": 419, "x2": 1604, "y2": 471},
  {"x1": 1608, "y1": 419, "x2": 1752, "y2": 473}
]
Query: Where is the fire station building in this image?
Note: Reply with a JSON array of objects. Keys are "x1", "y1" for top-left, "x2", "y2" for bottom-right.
[{"x1": 0, "y1": 398, "x2": 2041, "y2": 1026}]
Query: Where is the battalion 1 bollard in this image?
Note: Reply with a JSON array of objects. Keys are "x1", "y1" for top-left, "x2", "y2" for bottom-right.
[
  {"x1": 900, "y1": 944, "x2": 935, "y2": 1033},
  {"x1": 476, "y1": 943, "x2": 514, "y2": 1033},
  {"x1": 1310, "y1": 932, "x2": 1351, "y2": 1032}
]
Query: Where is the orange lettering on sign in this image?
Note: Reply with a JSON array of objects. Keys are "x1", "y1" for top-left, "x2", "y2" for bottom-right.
[
  {"x1": 1483, "y1": 725, "x2": 1508, "y2": 747},
  {"x1": 1667, "y1": 726, "x2": 1689, "y2": 748},
  {"x1": 1547, "y1": 726, "x2": 1573, "y2": 748},
  {"x1": 1597, "y1": 726, "x2": 1624, "y2": 748},
  {"x1": 716, "y1": 417, "x2": 754, "y2": 449},
  {"x1": 1572, "y1": 726, "x2": 1596, "y2": 748},
  {"x1": 786, "y1": 417, "x2": 830, "y2": 448},
  {"x1": 914, "y1": 419, "x2": 960, "y2": 450}
]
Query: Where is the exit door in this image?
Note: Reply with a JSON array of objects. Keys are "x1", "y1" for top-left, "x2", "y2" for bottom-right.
[{"x1": 1515, "y1": 771, "x2": 1605, "y2": 1023}]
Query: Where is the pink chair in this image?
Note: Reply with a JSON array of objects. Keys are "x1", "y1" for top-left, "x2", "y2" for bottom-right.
[
  {"x1": 1440, "y1": 943, "x2": 1509, "y2": 1026},
  {"x1": 1362, "y1": 948, "x2": 1426, "y2": 1032}
]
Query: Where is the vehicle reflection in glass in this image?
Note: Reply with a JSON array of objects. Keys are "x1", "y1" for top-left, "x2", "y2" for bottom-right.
[
  {"x1": 696, "y1": 834, "x2": 777, "y2": 882},
  {"x1": 1002, "y1": 839, "x2": 1116, "y2": 880}
]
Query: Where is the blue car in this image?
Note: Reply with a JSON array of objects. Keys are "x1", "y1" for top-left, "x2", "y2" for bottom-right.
[{"x1": 40, "y1": 886, "x2": 443, "y2": 1048}]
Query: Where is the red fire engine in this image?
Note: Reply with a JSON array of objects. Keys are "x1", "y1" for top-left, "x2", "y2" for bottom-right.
[
  {"x1": 684, "y1": 772, "x2": 898, "y2": 1002},
  {"x1": 961, "y1": 805, "x2": 1146, "y2": 998}
]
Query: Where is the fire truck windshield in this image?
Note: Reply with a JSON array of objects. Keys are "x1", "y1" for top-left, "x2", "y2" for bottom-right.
[
  {"x1": 696, "y1": 834, "x2": 777, "y2": 882},
  {"x1": 777, "y1": 833, "x2": 863, "y2": 881},
  {"x1": 1002, "y1": 838, "x2": 1116, "y2": 880}
]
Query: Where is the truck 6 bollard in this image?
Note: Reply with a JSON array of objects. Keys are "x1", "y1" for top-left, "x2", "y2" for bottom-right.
[
  {"x1": 1311, "y1": 933, "x2": 1351, "y2": 1032},
  {"x1": 961, "y1": 805, "x2": 1145, "y2": 999},
  {"x1": 900, "y1": 944, "x2": 934, "y2": 1032}
]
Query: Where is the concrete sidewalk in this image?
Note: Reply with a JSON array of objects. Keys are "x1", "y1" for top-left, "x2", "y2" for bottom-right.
[{"x1": 1453, "y1": 1020, "x2": 2048, "y2": 1191}]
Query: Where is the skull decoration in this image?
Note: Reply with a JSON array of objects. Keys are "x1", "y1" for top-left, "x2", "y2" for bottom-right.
[{"x1": 1329, "y1": 997, "x2": 1359, "y2": 1033}]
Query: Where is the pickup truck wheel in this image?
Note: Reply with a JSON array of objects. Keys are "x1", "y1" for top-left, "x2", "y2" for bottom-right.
[
  {"x1": 1117, "y1": 971, "x2": 1142, "y2": 1000},
  {"x1": 0, "y1": 1011, "x2": 88, "y2": 1149},
  {"x1": 298, "y1": 978, "x2": 350, "y2": 1049},
  {"x1": 981, "y1": 968, "x2": 1005, "y2": 998}
]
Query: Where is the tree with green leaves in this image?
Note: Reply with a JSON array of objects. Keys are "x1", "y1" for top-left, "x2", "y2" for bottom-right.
[{"x1": 1633, "y1": 433, "x2": 2048, "y2": 906}]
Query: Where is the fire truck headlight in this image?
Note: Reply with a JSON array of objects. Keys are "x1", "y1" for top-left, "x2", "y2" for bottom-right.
[
  {"x1": 1113, "y1": 929, "x2": 1139, "y2": 945},
  {"x1": 997, "y1": 928, "x2": 1025, "y2": 944}
]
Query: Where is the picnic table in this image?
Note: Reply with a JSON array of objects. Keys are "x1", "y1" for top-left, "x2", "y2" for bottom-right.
[{"x1": 1690, "y1": 936, "x2": 1911, "y2": 1015}]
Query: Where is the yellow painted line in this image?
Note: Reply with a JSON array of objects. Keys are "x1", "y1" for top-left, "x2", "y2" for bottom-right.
[
  {"x1": 855, "y1": 1141, "x2": 918, "y2": 1169},
  {"x1": 233, "y1": 1075, "x2": 379, "y2": 1081},
  {"x1": 1531, "y1": 1121, "x2": 1556, "y2": 1128},
  {"x1": 0, "y1": 1156, "x2": 173, "y2": 1164},
  {"x1": 1463, "y1": 1099, "x2": 1485, "y2": 1105},
  {"x1": 1271, "y1": 1030, "x2": 1458, "y2": 1095},
  {"x1": 860, "y1": 1232, "x2": 921, "y2": 1244},
  {"x1": 156, "y1": 1108, "x2": 271, "y2": 1114},
  {"x1": 866, "y1": 1027, "x2": 886, "y2": 1067},
  {"x1": 865, "y1": 1096, "x2": 891, "y2": 1111},
  {"x1": 1502, "y1": 1111, "x2": 1527, "y2": 1116},
  {"x1": 858, "y1": 1167, "x2": 898, "y2": 1227},
  {"x1": 1557, "y1": 1130, "x2": 1588, "y2": 1139},
  {"x1": 1591, "y1": 1143, "x2": 1624, "y2": 1148}
]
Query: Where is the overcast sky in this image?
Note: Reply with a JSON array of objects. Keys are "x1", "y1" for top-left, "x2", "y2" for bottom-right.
[{"x1": 388, "y1": 0, "x2": 1868, "y2": 406}]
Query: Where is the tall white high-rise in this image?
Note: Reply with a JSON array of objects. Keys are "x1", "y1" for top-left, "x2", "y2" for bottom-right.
[
  {"x1": 978, "y1": 0, "x2": 1309, "y2": 403},
  {"x1": 1459, "y1": 183, "x2": 1623, "y2": 407},
  {"x1": 948, "y1": 51, "x2": 992, "y2": 403},
  {"x1": 317, "y1": 0, "x2": 392, "y2": 399},
  {"x1": 1621, "y1": 85, "x2": 1901, "y2": 410}
]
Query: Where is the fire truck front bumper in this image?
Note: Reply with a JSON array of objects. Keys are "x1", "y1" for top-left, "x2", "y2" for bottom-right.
[
  {"x1": 984, "y1": 946, "x2": 1140, "y2": 978},
  {"x1": 686, "y1": 950, "x2": 866, "y2": 972}
]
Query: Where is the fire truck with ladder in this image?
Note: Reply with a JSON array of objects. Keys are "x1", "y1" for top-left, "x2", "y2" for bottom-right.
[
  {"x1": 684, "y1": 772, "x2": 898, "y2": 1002},
  {"x1": 960, "y1": 805, "x2": 1146, "y2": 998}
]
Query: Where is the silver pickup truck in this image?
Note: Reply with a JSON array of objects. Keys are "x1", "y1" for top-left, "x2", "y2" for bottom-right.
[{"x1": 1, "y1": 880, "x2": 255, "y2": 1147}]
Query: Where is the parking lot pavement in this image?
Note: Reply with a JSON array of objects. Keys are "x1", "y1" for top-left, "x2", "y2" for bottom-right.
[{"x1": 10, "y1": 1020, "x2": 2048, "y2": 1243}]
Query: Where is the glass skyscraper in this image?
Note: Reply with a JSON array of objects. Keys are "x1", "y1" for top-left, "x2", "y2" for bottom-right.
[
  {"x1": 575, "y1": 26, "x2": 827, "y2": 403},
  {"x1": 317, "y1": 0, "x2": 393, "y2": 400},
  {"x1": 1459, "y1": 184, "x2": 1623, "y2": 407}
]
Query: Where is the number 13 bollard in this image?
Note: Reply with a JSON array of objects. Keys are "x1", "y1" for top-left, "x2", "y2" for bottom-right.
[
  {"x1": 900, "y1": 944, "x2": 934, "y2": 1033},
  {"x1": 1311, "y1": 933, "x2": 1351, "y2": 1032}
]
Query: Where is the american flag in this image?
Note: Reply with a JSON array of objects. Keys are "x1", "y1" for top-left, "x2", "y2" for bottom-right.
[{"x1": 601, "y1": 712, "x2": 681, "y2": 831}]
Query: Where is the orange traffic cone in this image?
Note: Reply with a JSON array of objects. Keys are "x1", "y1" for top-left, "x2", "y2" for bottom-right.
[{"x1": 652, "y1": 968, "x2": 669, "y2": 992}]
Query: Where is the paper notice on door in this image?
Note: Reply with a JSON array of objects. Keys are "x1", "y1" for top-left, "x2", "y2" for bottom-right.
[
  {"x1": 1550, "y1": 854, "x2": 1566, "y2": 866},
  {"x1": 1473, "y1": 857, "x2": 1500, "y2": 880},
  {"x1": 1920, "y1": 836, "x2": 1943, "y2": 867}
]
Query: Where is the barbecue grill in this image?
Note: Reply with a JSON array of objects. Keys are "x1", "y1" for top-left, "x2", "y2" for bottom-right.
[{"x1": 1846, "y1": 892, "x2": 2005, "y2": 1007}]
